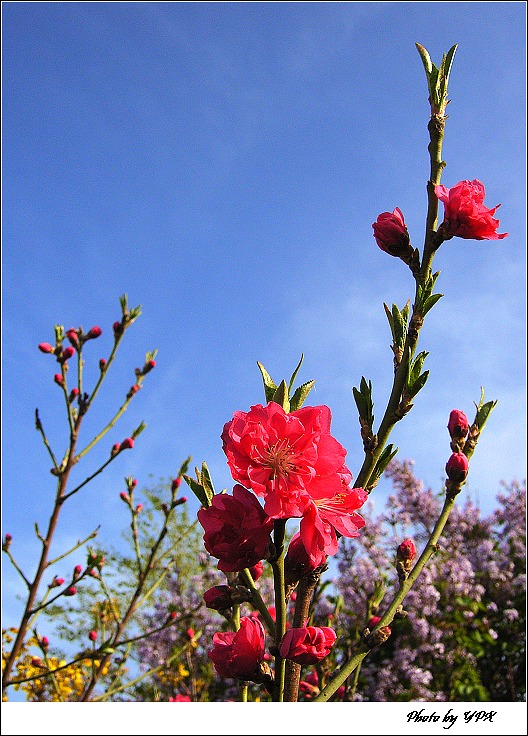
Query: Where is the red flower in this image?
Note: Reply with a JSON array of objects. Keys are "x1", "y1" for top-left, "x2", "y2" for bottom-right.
[
  {"x1": 435, "y1": 180, "x2": 508, "y2": 241},
  {"x1": 372, "y1": 208, "x2": 410, "y2": 255},
  {"x1": 446, "y1": 452, "x2": 469, "y2": 483},
  {"x1": 208, "y1": 617, "x2": 266, "y2": 680},
  {"x1": 447, "y1": 409, "x2": 469, "y2": 440},
  {"x1": 299, "y1": 487, "x2": 368, "y2": 566},
  {"x1": 222, "y1": 402, "x2": 351, "y2": 519},
  {"x1": 197, "y1": 485, "x2": 273, "y2": 573},
  {"x1": 279, "y1": 626, "x2": 336, "y2": 665}
]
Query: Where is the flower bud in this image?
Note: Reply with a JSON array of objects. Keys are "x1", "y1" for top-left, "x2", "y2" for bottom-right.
[
  {"x1": 38, "y1": 343, "x2": 55, "y2": 354},
  {"x1": 135, "y1": 504, "x2": 143, "y2": 514},
  {"x1": 204, "y1": 585, "x2": 235, "y2": 611},
  {"x1": 372, "y1": 208, "x2": 412, "y2": 259},
  {"x1": 40, "y1": 636, "x2": 49, "y2": 650},
  {"x1": 447, "y1": 409, "x2": 470, "y2": 451},
  {"x1": 364, "y1": 625, "x2": 392, "y2": 648},
  {"x1": 397, "y1": 538, "x2": 416, "y2": 562},
  {"x1": 73, "y1": 564, "x2": 83, "y2": 578},
  {"x1": 85, "y1": 326, "x2": 102, "y2": 340},
  {"x1": 171, "y1": 477, "x2": 182, "y2": 492},
  {"x1": 60, "y1": 346, "x2": 75, "y2": 362},
  {"x1": 111, "y1": 442, "x2": 121, "y2": 456},
  {"x1": 368, "y1": 615, "x2": 382, "y2": 629},
  {"x1": 51, "y1": 577, "x2": 65, "y2": 588},
  {"x1": 113, "y1": 321, "x2": 124, "y2": 336},
  {"x1": 174, "y1": 496, "x2": 187, "y2": 506},
  {"x1": 69, "y1": 387, "x2": 80, "y2": 402},
  {"x1": 396, "y1": 538, "x2": 416, "y2": 583},
  {"x1": 31, "y1": 657, "x2": 44, "y2": 667},
  {"x1": 142, "y1": 360, "x2": 156, "y2": 374},
  {"x1": 88, "y1": 631, "x2": 98, "y2": 642},
  {"x1": 446, "y1": 452, "x2": 469, "y2": 483},
  {"x1": 54, "y1": 374, "x2": 65, "y2": 387},
  {"x1": 3, "y1": 533, "x2": 12, "y2": 551},
  {"x1": 119, "y1": 438, "x2": 134, "y2": 451},
  {"x1": 284, "y1": 533, "x2": 318, "y2": 586},
  {"x1": 65, "y1": 329, "x2": 80, "y2": 347},
  {"x1": 120, "y1": 491, "x2": 130, "y2": 504},
  {"x1": 127, "y1": 384, "x2": 141, "y2": 399},
  {"x1": 99, "y1": 358, "x2": 107, "y2": 372},
  {"x1": 247, "y1": 561, "x2": 264, "y2": 582},
  {"x1": 64, "y1": 586, "x2": 77, "y2": 596},
  {"x1": 186, "y1": 628, "x2": 195, "y2": 640}
]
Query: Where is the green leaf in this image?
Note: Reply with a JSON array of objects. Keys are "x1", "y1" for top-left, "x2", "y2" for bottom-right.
[
  {"x1": 409, "y1": 351, "x2": 429, "y2": 385},
  {"x1": 200, "y1": 461, "x2": 215, "y2": 500},
  {"x1": 370, "y1": 444, "x2": 398, "y2": 486},
  {"x1": 383, "y1": 303, "x2": 394, "y2": 333},
  {"x1": 423, "y1": 293, "x2": 443, "y2": 316},
  {"x1": 290, "y1": 379, "x2": 315, "y2": 412},
  {"x1": 272, "y1": 379, "x2": 290, "y2": 413},
  {"x1": 288, "y1": 354, "x2": 304, "y2": 393},
  {"x1": 257, "y1": 361, "x2": 277, "y2": 403},
  {"x1": 408, "y1": 370, "x2": 429, "y2": 399},
  {"x1": 353, "y1": 377, "x2": 374, "y2": 425},
  {"x1": 183, "y1": 474, "x2": 213, "y2": 508},
  {"x1": 415, "y1": 43, "x2": 433, "y2": 75}
]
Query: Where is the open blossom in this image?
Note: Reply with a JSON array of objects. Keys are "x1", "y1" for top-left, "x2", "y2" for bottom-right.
[
  {"x1": 197, "y1": 484, "x2": 273, "y2": 573},
  {"x1": 435, "y1": 180, "x2": 508, "y2": 241},
  {"x1": 280, "y1": 626, "x2": 336, "y2": 665},
  {"x1": 299, "y1": 486, "x2": 368, "y2": 566},
  {"x1": 208, "y1": 616, "x2": 266, "y2": 680},
  {"x1": 221, "y1": 402, "x2": 352, "y2": 519}
]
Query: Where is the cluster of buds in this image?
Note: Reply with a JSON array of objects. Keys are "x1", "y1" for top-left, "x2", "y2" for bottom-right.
[
  {"x1": 65, "y1": 326, "x2": 102, "y2": 348},
  {"x1": 396, "y1": 538, "x2": 417, "y2": 584},
  {"x1": 445, "y1": 409, "x2": 471, "y2": 498}
]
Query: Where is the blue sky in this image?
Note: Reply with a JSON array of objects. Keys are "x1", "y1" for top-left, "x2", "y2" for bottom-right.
[{"x1": 2, "y1": 0, "x2": 526, "y2": 661}]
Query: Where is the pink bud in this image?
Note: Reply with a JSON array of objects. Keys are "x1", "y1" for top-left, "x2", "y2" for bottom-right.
[
  {"x1": 446, "y1": 452, "x2": 469, "y2": 483},
  {"x1": 99, "y1": 358, "x2": 107, "y2": 372},
  {"x1": 111, "y1": 442, "x2": 121, "y2": 456},
  {"x1": 169, "y1": 611, "x2": 177, "y2": 620},
  {"x1": 397, "y1": 538, "x2": 417, "y2": 562},
  {"x1": 447, "y1": 409, "x2": 469, "y2": 440},
  {"x1": 69, "y1": 388, "x2": 80, "y2": 402},
  {"x1": 66, "y1": 329, "x2": 79, "y2": 347},
  {"x1": 51, "y1": 577, "x2": 65, "y2": 588},
  {"x1": 119, "y1": 438, "x2": 134, "y2": 451},
  {"x1": 135, "y1": 504, "x2": 143, "y2": 513},
  {"x1": 372, "y1": 208, "x2": 411, "y2": 256},
  {"x1": 174, "y1": 496, "x2": 187, "y2": 506},
  {"x1": 204, "y1": 585, "x2": 234, "y2": 611},
  {"x1": 86, "y1": 326, "x2": 102, "y2": 340},
  {"x1": 5, "y1": 533, "x2": 12, "y2": 542},
  {"x1": 128, "y1": 384, "x2": 141, "y2": 396},
  {"x1": 60, "y1": 346, "x2": 75, "y2": 362},
  {"x1": 186, "y1": 628, "x2": 195, "y2": 640},
  {"x1": 38, "y1": 342, "x2": 55, "y2": 354},
  {"x1": 31, "y1": 657, "x2": 44, "y2": 667},
  {"x1": 120, "y1": 491, "x2": 130, "y2": 503},
  {"x1": 113, "y1": 321, "x2": 124, "y2": 336},
  {"x1": 64, "y1": 586, "x2": 77, "y2": 596},
  {"x1": 54, "y1": 374, "x2": 65, "y2": 386},
  {"x1": 88, "y1": 631, "x2": 98, "y2": 642},
  {"x1": 171, "y1": 477, "x2": 182, "y2": 492},
  {"x1": 88, "y1": 569, "x2": 99, "y2": 578},
  {"x1": 73, "y1": 564, "x2": 82, "y2": 577},
  {"x1": 130, "y1": 479, "x2": 138, "y2": 489},
  {"x1": 143, "y1": 360, "x2": 156, "y2": 374},
  {"x1": 368, "y1": 616, "x2": 382, "y2": 628},
  {"x1": 247, "y1": 561, "x2": 264, "y2": 582},
  {"x1": 41, "y1": 636, "x2": 49, "y2": 649}
]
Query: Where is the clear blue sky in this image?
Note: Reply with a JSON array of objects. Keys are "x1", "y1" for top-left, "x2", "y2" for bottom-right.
[{"x1": 2, "y1": 1, "x2": 526, "y2": 642}]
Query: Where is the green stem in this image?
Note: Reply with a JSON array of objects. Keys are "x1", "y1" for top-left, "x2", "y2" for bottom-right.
[
  {"x1": 271, "y1": 519, "x2": 287, "y2": 702},
  {"x1": 240, "y1": 568, "x2": 276, "y2": 638}
]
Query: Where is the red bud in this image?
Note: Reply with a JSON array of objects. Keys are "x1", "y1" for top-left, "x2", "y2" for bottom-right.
[{"x1": 38, "y1": 343, "x2": 55, "y2": 354}]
